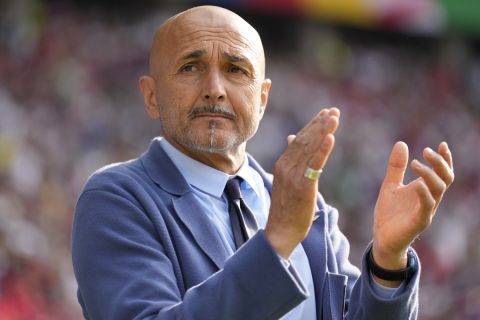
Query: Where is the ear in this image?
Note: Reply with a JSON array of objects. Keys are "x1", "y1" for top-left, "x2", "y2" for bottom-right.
[
  {"x1": 259, "y1": 78, "x2": 271, "y2": 118},
  {"x1": 139, "y1": 75, "x2": 160, "y2": 119}
]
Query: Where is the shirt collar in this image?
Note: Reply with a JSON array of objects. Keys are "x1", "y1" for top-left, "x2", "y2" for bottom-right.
[{"x1": 159, "y1": 138, "x2": 262, "y2": 198}]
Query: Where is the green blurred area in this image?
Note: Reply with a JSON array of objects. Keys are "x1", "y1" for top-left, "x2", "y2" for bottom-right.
[{"x1": 442, "y1": 0, "x2": 480, "y2": 35}]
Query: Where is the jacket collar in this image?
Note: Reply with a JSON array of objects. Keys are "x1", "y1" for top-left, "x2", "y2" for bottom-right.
[
  {"x1": 140, "y1": 138, "x2": 191, "y2": 196},
  {"x1": 139, "y1": 138, "x2": 227, "y2": 268}
]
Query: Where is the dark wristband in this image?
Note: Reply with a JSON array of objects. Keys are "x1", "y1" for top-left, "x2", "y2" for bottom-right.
[{"x1": 367, "y1": 247, "x2": 417, "y2": 282}]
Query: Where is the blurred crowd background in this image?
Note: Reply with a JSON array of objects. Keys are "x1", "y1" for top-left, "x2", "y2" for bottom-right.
[{"x1": 0, "y1": 0, "x2": 479, "y2": 319}]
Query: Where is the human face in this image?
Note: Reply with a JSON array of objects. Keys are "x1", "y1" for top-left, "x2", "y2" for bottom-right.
[{"x1": 142, "y1": 9, "x2": 271, "y2": 161}]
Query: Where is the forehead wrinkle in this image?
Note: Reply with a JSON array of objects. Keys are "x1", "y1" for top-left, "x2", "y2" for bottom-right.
[
  {"x1": 177, "y1": 29, "x2": 256, "y2": 56},
  {"x1": 178, "y1": 37, "x2": 250, "y2": 53},
  {"x1": 178, "y1": 39, "x2": 254, "y2": 58},
  {"x1": 180, "y1": 24, "x2": 257, "y2": 48},
  {"x1": 176, "y1": 37, "x2": 258, "y2": 62}
]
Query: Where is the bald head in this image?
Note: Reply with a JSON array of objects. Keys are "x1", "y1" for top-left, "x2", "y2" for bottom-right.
[{"x1": 149, "y1": 6, "x2": 265, "y2": 78}]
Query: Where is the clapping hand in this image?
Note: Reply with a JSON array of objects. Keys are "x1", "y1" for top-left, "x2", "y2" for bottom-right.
[
  {"x1": 265, "y1": 108, "x2": 340, "y2": 259},
  {"x1": 372, "y1": 141, "x2": 454, "y2": 285}
]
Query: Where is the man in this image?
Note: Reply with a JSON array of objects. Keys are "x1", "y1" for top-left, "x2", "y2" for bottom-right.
[{"x1": 71, "y1": 5, "x2": 454, "y2": 320}]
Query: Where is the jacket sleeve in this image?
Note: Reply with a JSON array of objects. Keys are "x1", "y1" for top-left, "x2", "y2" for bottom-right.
[
  {"x1": 322, "y1": 200, "x2": 420, "y2": 320},
  {"x1": 72, "y1": 187, "x2": 309, "y2": 320}
]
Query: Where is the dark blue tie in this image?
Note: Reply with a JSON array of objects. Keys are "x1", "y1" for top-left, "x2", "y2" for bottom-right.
[{"x1": 224, "y1": 177, "x2": 258, "y2": 250}]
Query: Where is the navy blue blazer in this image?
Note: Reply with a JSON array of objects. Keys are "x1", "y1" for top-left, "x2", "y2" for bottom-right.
[{"x1": 72, "y1": 138, "x2": 419, "y2": 320}]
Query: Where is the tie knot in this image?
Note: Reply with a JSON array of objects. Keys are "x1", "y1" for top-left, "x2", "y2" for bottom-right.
[{"x1": 225, "y1": 177, "x2": 243, "y2": 201}]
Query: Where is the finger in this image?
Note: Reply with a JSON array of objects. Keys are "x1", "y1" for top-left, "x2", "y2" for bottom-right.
[
  {"x1": 382, "y1": 141, "x2": 408, "y2": 186},
  {"x1": 414, "y1": 179, "x2": 436, "y2": 224},
  {"x1": 411, "y1": 159, "x2": 446, "y2": 202},
  {"x1": 327, "y1": 107, "x2": 340, "y2": 118},
  {"x1": 285, "y1": 108, "x2": 340, "y2": 179},
  {"x1": 438, "y1": 141, "x2": 453, "y2": 170},
  {"x1": 316, "y1": 107, "x2": 339, "y2": 119},
  {"x1": 308, "y1": 133, "x2": 335, "y2": 170},
  {"x1": 304, "y1": 114, "x2": 339, "y2": 154},
  {"x1": 297, "y1": 107, "x2": 340, "y2": 142},
  {"x1": 423, "y1": 147, "x2": 454, "y2": 187},
  {"x1": 287, "y1": 135, "x2": 296, "y2": 145},
  {"x1": 291, "y1": 108, "x2": 339, "y2": 158}
]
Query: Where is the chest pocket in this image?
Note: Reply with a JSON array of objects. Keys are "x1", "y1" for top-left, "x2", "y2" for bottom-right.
[{"x1": 322, "y1": 272, "x2": 347, "y2": 320}]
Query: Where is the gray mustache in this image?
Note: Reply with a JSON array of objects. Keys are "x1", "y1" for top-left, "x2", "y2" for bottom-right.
[{"x1": 187, "y1": 105, "x2": 237, "y2": 119}]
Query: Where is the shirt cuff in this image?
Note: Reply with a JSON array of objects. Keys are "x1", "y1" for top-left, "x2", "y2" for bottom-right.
[{"x1": 369, "y1": 273, "x2": 406, "y2": 299}]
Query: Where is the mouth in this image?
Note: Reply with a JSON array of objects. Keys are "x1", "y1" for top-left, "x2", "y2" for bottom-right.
[
  {"x1": 187, "y1": 105, "x2": 237, "y2": 120},
  {"x1": 191, "y1": 113, "x2": 235, "y2": 120}
]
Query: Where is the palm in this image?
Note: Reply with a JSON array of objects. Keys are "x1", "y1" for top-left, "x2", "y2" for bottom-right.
[
  {"x1": 374, "y1": 178, "x2": 429, "y2": 253},
  {"x1": 372, "y1": 141, "x2": 453, "y2": 259}
]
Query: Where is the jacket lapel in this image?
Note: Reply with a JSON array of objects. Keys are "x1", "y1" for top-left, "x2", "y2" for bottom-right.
[
  {"x1": 172, "y1": 193, "x2": 228, "y2": 269},
  {"x1": 140, "y1": 138, "x2": 228, "y2": 269}
]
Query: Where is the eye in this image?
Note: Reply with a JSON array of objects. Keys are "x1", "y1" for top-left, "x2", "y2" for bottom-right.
[
  {"x1": 180, "y1": 64, "x2": 197, "y2": 73},
  {"x1": 229, "y1": 65, "x2": 245, "y2": 74}
]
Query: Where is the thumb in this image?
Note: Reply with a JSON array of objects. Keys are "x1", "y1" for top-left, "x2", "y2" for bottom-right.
[{"x1": 383, "y1": 141, "x2": 409, "y2": 186}]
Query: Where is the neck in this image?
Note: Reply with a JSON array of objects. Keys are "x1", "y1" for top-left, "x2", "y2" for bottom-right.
[{"x1": 164, "y1": 137, "x2": 246, "y2": 175}]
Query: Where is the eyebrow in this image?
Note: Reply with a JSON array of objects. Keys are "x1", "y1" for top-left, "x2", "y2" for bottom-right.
[
  {"x1": 222, "y1": 52, "x2": 246, "y2": 63},
  {"x1": 222, "y1": 52, "x2": 254, "y2": 71},
  {"x1": 178, "y1": 49, "x2": 254, "y2": 71},
  {"x1": 180, "y1": 49, "x2": 207, "y2": 61},
  {"x1": 181, "y1": 50, "x2": 250, "y2": 62}
]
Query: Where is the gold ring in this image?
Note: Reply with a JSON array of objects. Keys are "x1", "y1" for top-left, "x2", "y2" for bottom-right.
[{"x1": 304, "y1": 167, "x2": 323, "y2": 181}]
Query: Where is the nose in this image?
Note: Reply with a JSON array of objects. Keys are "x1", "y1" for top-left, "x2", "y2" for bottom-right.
[{"x1": 202, "y1": 68, "x2": 226, "y2": 103}]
